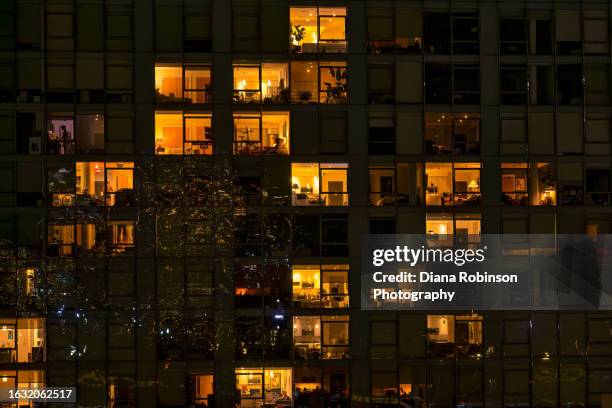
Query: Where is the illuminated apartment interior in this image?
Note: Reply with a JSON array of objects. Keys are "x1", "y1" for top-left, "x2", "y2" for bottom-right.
[
  {"x1": 46, "y1": 114, "x2": 106, "y2": 155},
  {"x1": 292, "y1": 265, "x2": 349, "y2": 308},
  {"x1": 76, "y1": 162, "x2": 105, "y2": 205},
  {"x1": 425, "y1": 163, "x2": 481, "y2": 206},
  {"x1": 74, "y1": 114, "x2": 105, "y2": 152},
  {"x1": 0, "y1": 318, "x2": 45, "y2": 363},
  {"x1": 108, "y1": 221, "x2": 135, "y2": 253},
  {"x1": 190, "y1": 374, "x2": 214, "y2": 405},
  {"x1": 290, "y1": 7, "x2": 346, "y2": 53},
  {"x1": 293, "y1": 315, "x2": 349, "y2": 360},
  {"x1": 104, "y1": 162, "x2": 135, "y2": 206},
  {"x1": 155, "y1": 65, "x2": 182, "y2": 101},
  {"x1": 47, "y1": 223, "x2": 101, "y2": 255},
  {"x1": 427, "y1": 314, "x2": 483, "y2": 357},
  {"x1": 291, "y1": 163, "x2": 348, "y2": 206},
  {"x1": 233, "y1": 63, "x2": 289, "y2": 104},
  {"x1": 425, "y1": 113, "x2": 480, "y2": 155},
  {"x1": 235, "y1": 368, "x2": 292, "y2": 407},
  {"x1": 290, "y1": 61, "x2": 317, "y2": 103},
  {"x1": 289, "y1": 61, "x2": 347, "y2": 104},
  {"x1": 501, "y1": 162, "x2": 557, "y2": 206},
  {"x1": 155, "y1": 112, "x2": 213, "y2": 155},
  {"x1": 426, "y1": 213, "x2": 481, "y2": 244},
  {"x1": 46, "y1": 116, "x2": 74, "y2": 154},
  {"x1": 233, "y1": 113, "x2": 289, "y2": 154},
  {"x1": 0, "y1": 369, "x2": 45, "y2": 407},
  {"x1": 155, "y1": 64, "x2": 211, "y2": 103}
]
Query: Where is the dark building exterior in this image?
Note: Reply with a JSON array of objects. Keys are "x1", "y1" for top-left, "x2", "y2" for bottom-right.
[{"x1": 0, "y1": 0, "x2": 611, "y2": 407}]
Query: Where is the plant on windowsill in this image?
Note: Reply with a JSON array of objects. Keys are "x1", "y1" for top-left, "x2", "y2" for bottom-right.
[{"x1": 291, "y1": 25, "x2": 306, "y2": 52}]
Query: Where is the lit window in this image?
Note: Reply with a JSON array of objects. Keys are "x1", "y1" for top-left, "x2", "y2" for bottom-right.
[
  {"x1": 18, "y1": 268, "x2": 37, "y2": 298},
  {"x1": 233, "y1": 65, "x2": 260, "y2": 102},
  {"x1": 425, "y1": 113, "x2": 480, "y2": 155},
  {"x1": 105, "y1": 162, "x2": 134, "y2": 207},
  {"x1": 155, "y1": 64, "x2": 211, "y2": 103},
  {"x1": 75, "y1": 114, "x2": 105, "y2": 153},
  {"x1": 291, "y1": 62, "x2": 317, "y2": 103},
  {"x1": 184, "y1": 66, "x2": 211, "y2": 104},
  {"x1": 534, "y1": 163, "x2": 556, "y2": 206},
  {"x1": 427, "y1": 314, "x2": 483, "y2": 357},
  {"x1": 290, "y1": 62, "x2": 347, "y2": 104},
  {"x1": 0, "y1": 318, "x2": 45, "y2": 363},
  {"x1": 234, "y1": 113, "x2": 289, "y2": 155},
  {"x1": 233, "y1": 63, "x2": 289, "y2": 104},
  {"x1": 501, "y1": 163, "x2": 529, "y2": 206},
  {"x1": 108, "y1": 221, "x2": 134, "y2": 254},
  {"x1": 292, "y1": 163, "x2": 348, "y2": 206},
  {"x1": 292, "y1": 265, "x2": 349, "y2": 308},
  {"x1": 453, "y1": 163, "x2": 481, "y2": 206},
  {"x1": 155, "y1": 112, "x2": 213, "y2": 155},
  {"x1": 502, "y1": 163, "x2": 556, "y2": 206},
  {"x1": 290, "y1": 7, "x2": 346, "y2": 53},
  {"x1": 235, "y1": 368, "x2": 292, "y2": 407},
  {"x1": 189, "y1": 375, "x2": 214, "y2": 406},
  {"x1": 319, "y1": 62, "x2": 347, "y2": 104},
  {"x1": 51, "y1": 162, "x2": 134, "y2": 207},
  {"x1": 425, "y1": 163, "x2": 480, "y2": 206},
  {"x1": 293, "y1": 315, "x2": 350, "y2": 360},
  {"x1": 47, "y1": 224, "x2": 75, "y2": 256},
  {"x1": 155, "y1": 65, "x2": 182, "y2": 101},
  {"x1": 47, "y1": 222, "x2": 103, "y2": 255},
  {"x1": 46, "y1": 117, "x2": 74, "y2": 155},
  {"x1": 76, "y1": 162, "x2": 105, "y2": 205},
  {"x1": 426, "y1": 213, "x2": 481, "y2": 244}
]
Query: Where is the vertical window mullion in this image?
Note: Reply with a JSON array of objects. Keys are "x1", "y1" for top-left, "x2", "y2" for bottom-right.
[{"x1": 182, "y1": 114, "x2": 186, "y2": 155}]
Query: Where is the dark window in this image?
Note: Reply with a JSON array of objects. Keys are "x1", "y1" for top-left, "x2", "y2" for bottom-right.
[
  {"x1": 235, "y1": 176, "x2": 262, "y2": 206},
  {"x1": 264, "y1": 214, "x2": 291, "y2": 257},
  {"x1": 16, "y1": 112, "x2": 38, "y2": 155},
  {"x1": 234, "y1": 214, "x2": 262, "y2": 257},
  {"x1": 321, "y1": 215, "x2": 348, "y2": 257},
  {"x1": 500, "y1": 19, "x2": 526, "y2": 54},
  {"x1": 535, "y1": 20, "x2": 553, "y2": 54},
  {"x1": 369, "y1": 218, "x2": 396, "y2": 234},
  {"x1": 452, "y1": 13, "x2": 479, "y2": 54},
  {"x1": 501, "y1": 66, "x2": 527, "y2": 104},
  {"x1": 585, "y1": 169, "x2": 610, "y2": 206},
  {"x1": 265, "y1": 316, "x2": 290, "y2": 359},
  {"x1": 233, "y1": 263, "x2": 292, "y2": 309},
  {"x1": 424, "y1": 13, "x2": 450, "y2": 54},
  {"x1": 532, "y1": 66, "x2": 554, "y2": 105},
  {"x1": 368, "y1": 118, "x2": 395, "y2": 154},
  {"x1": 453, "y1": 65, "x2": 480, "y2": 104},
  {"x1": 557, "y1": 65, "x2": 583, "y2": 105},
  {"x1": 425, "y1": 64, "x2": 451, "y2": 104},
  {"x1": 368, "y1": 65, "x2": 395, "y2": 104},
  {"x1": 236, "y1": 317, "x2": 264, "y2": 359},
  {"x1": 293, "y1": 215, "x2": 319, "y2": 257},
  {"x1": 185, "y1": 313, "x2": 215, "y2": 359}
]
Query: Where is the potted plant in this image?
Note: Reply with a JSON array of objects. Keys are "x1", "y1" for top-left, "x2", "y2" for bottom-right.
[{"x1": 291, "y1": 25, "x2": 306, "y2": 52}]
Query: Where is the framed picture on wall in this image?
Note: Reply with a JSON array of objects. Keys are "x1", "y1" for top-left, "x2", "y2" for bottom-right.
[
  {"x1": 29, "y1": 137, "x2": 41, "y2": 154},
  {"x1": 515, "y1": 178, "x2": 526, "y2": 192}
]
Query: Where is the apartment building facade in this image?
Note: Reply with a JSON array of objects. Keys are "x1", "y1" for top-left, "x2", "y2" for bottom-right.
[{"x1": 0, "y1": 0, "x2": 611, "y2": 407}]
